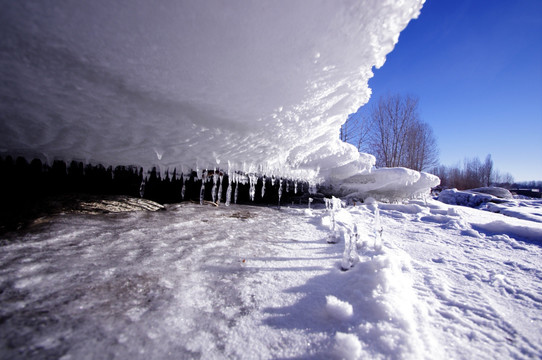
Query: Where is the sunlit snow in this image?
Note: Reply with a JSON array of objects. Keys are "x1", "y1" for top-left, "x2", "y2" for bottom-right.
[
  {"x1": 1, "y1": 200, "x2": 541, "y2": 359},
  {"x1": 0, "y1": 0, "x2": 424, "y2": 183}
]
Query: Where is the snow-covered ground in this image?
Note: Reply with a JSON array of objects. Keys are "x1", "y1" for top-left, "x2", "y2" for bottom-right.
[{"x1": 1, "y1": 198, "x2": 541, "y2": 359}]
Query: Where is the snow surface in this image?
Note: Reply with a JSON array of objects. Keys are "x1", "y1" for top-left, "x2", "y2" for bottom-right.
[
  {"x1": 438, "y1": 188, "x2": 542, "y2": 224},
  {"x1": 0, "y1": 1, "x2": 423, "y2": 182},
  {"x1": 1, "y1": 199, "x2": 541, "y2": 359}
]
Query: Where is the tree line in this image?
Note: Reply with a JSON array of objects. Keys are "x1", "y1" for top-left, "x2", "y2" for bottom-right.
[{"x1": 430, "y1": 155, "x2": 514, "y2": 190}]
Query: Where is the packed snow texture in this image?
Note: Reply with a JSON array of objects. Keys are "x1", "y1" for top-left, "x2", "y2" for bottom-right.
[
  {"x1": 0, "y1": 0, "x2": 423, "y2": 182},
  {"x1": 322, "y1": 167, "x2": 440, "y2": 202},
  {"x1": 1, "y1": 198, "x2": 541, "y2": 359}
]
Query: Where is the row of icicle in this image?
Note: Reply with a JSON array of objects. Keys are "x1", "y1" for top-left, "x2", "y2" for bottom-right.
[{"x1": 146, "y1": 169, "x2": 311, "y2": 206}]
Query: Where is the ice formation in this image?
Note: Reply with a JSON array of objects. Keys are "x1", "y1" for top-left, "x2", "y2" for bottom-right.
[
  {"x1": 322, "y1": 167, "x2": 440, "y2": 202},
  {"x1": 0, "y1": 0, "x2": 424, "y2": 185}
]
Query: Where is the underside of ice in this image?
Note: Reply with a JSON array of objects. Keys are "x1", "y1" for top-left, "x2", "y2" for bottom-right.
[{"x1": 0, "y1": 0, "x2": 424, "y2": 186}]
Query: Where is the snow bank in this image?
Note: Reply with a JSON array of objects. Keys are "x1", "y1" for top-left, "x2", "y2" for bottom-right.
[
  {"x1": 438, "y1": 188, "x2": 542, "y2": 224},
  {"x1": 323, "y1": 167, "x2": 440, "y2": 202},
  {"x1": 0, "y1": 0, "x2": 423, "y2": 183},
  {"x1": 486, "y1": 201, "x2": 542, "y2": 223},
  {"x1": 438, "y1": 188, "x2": 497, "y2": 207},
  {"x1": 472, "y1": 220, "x2": 542, "y2": 244},
  {"x1": 471, "y1": 187, "x2": 514, "y2": 199}
]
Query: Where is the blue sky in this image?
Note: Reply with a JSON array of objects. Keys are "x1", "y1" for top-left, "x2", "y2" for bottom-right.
[{"x1": 358, "y1": 0, "x2": 542, "y2": 182}]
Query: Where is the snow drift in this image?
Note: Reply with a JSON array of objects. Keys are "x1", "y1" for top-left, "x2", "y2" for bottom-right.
[{"x1": 0, "y1": 0, "x2": 424, "y2": 184}]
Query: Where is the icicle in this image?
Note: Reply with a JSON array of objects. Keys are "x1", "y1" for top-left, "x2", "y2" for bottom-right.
[
  {"x1": 180, "y1": 174, "x2": 186, "y2": 200},
  {"x1": 261, "y1": 176, "x2": 266, "y2": 199},
  {"x1": 286, "y1": 180, "x2": 290, "y2": 193},
  {"x1": 225, "y1": 175, "x2": 232, "y2": 206},
  {"x1": 271, "y1": 175, "x2": 275, "y2": 186},
  {"x1": 294, "y1": 181, "x2": 298, "y2": 194},
  {"x1": 234, "y1": 175, "x2": 239, "y2": 204},
  {"x1": 217, "y1": 174, "x2": 223, "y2": 205},
  {"x1": 332, "y1": 196, "x2": 342, "y2": 211},
  {"x1": 139, "y1": 179, "x2": 146, "y2": 198},
  {"x1": 200, "y1": 170, "x2": 207, "y2": 205},
  {"x1": 341, "y1": 226, "x2": 359, "y2": 271},
  {"x1": 327, "y1": 197, "x2": 341, "y2": 243},
  {"x1": 308, "y1": 197, "x2": 313, "y2": 209},
  {"x1": 249, "y1": 174, "x2": 257, "y2": 201},
  {"x1": 352, "y1": 223, "x2": 360, "y2": 251},
  {"x1": 278, "y1": 177, "x2": 283, "y2": 207},
  {"x1": 211, "y1": 172, "x2": 218, "y2": 203},
  {"x1": 324, "y1": 197, "x2": 341, "y2": 244}
]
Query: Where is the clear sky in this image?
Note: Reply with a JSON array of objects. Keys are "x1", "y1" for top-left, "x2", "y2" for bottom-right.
[{"x1": 358, "y1": 0, "x2": 542, "y2": 182}]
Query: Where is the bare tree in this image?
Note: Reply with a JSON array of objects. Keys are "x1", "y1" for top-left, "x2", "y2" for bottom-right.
[
  {"x1": 341, "y1": 94, "x2": 439, "y2": 171},
  {"x1": 463, "y1": 157, "x2": 483, "y2": 189},
  {"x1": 368, "y1": 95, "x2": 419, "y2": 168},
  {"x1": 481, "y1": 154, "x2": 493, "y2": 187},
  {"x1": 404, "y1": 121, "x2": 439, "y2": 171},
  {"x1": 492, "y1": 169, "x2": 514, "y2": 186},
  {"x1": 340, "y1": 112, "x2": 371, "y2": 152},
  {"x1": 354, "y1": 94, "x2": 439, "y2": 171}
]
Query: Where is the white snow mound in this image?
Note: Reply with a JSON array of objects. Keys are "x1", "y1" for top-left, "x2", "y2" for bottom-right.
[
  {"x1": 326, "y1": 295, "x2": 354, "y2": 321},
  {"x1": 0, "y1": 1, "x2": 424, "y2": 182},
  {"x1": 333, "y1": 332, "x2": 362, "y2": 360}
]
